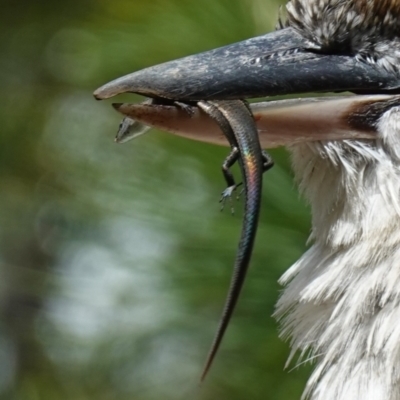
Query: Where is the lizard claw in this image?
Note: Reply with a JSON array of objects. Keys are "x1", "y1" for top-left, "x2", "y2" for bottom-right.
[
  {"x1": 236, "y1": 188, "x2": 244, "y2": 201},
  {"x1": 219, "y1": 185, "x2": 238, "y2": 215}
]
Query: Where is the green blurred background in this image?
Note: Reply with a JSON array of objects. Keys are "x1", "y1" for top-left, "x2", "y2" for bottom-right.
[{"x1": 2, "y1": 1, "x2": 313, "y2": 399}]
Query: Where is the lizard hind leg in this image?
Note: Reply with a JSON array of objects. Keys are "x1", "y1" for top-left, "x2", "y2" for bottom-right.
[{"x1": 262, "y1": 149, "x2": 274, "y2": 172}]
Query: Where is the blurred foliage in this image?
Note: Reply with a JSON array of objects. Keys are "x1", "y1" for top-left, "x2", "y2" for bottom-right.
[{"x1": 1, "y1": 1, "x2": 313, "y2": 399}]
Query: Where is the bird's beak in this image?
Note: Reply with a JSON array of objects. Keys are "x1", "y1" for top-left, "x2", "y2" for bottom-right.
[
  {"x1": 94, "y1": 27, "x2": 400, "y2": 146},
  {"x1": 94, "y1": 27, "x2": 400, "y2": 101}
]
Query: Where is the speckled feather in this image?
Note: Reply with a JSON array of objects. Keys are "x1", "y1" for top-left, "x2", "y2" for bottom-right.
[{"x1": 282, "y1": 0, "x2": 400, "y2": 74}]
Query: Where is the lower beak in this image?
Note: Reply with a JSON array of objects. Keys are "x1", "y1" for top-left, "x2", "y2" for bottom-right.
[{"x1": 112, "y1": 95, "x2": 400, "y2": 148}]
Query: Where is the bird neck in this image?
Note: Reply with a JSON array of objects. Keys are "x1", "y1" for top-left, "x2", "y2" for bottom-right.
[{"x1": 276, "y1": 109, "x2": 400, "y2": 400}]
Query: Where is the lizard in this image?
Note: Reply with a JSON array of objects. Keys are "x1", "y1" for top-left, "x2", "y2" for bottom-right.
[{"x1": 197, "y1": 99, "x2": 273, "y2": 381}]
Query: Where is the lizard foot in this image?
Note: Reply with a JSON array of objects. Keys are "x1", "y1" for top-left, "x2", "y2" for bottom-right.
[
  {"x1": 219, "y1": 185, "x2": 239, "y2": 215},
  {"x1": 174, "y1": 101, "x2": 196, "y2": 116}
]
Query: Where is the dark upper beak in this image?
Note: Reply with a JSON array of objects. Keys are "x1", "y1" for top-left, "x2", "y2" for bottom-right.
[{"x1": 94, "y1": 27, "x2": 400, "y2": 101}]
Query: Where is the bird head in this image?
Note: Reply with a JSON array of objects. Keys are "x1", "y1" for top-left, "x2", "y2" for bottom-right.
[
  {"x1": 93, "y1": 0, "x2": 400, "y2": 146},
  {"x1": 94, "y1": 0, "x2": 400, "y2": 101}
]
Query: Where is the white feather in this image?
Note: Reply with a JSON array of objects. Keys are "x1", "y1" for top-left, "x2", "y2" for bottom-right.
[{"x1": 275, "y1": 107, "x2": 400, "y2": 399}]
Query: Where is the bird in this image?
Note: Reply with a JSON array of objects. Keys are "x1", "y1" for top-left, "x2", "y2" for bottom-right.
[{"x1": 94, "y1": 0, "x2": 400, "y2": 398}]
